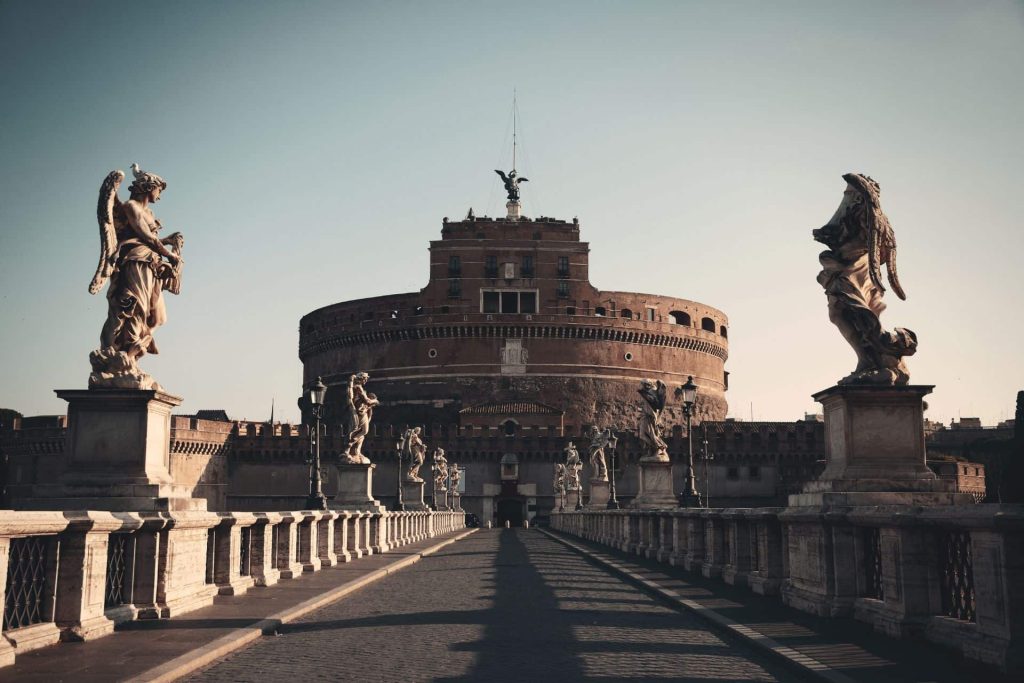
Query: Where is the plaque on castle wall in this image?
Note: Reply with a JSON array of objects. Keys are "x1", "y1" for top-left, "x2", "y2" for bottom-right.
[{"x1": 500, "y1": 339, "x2": 528, "y2": 375}]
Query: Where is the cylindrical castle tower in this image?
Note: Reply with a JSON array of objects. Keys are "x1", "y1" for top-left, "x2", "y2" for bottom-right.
[{"x1": 299, "y1": 213, "x2": 729, "y2": 433}]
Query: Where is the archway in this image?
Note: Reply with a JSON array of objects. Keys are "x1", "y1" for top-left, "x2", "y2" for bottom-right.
[{"x1": 496, "y1": 498, "x2": 525, "y2": 527}]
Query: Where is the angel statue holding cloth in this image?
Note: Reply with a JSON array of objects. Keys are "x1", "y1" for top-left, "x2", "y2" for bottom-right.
[{"x1": 88, "y1": 163, "x2": 184, "y2": 391}]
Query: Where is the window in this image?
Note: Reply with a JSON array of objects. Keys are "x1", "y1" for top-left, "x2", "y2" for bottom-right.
[
  {"x1": 362, "y1": 311, "x2": 374, "y2": 321},
  {"x1": 414, "y1": 305, "x2": 425, "y2": 315},
  {"x1": 485, "y1": 255, "x2": 498, "y2": 279},
  {"x1": 501, "y1": 291, "x2": 519, "y2": 313},
  {"x1": 620, "y1": 308, "x2": 633, "y2": 319},
  {"x1": 594, "y1": 306, "x2": 606, "y2": 316},
  {"x1": 749, "y1": 465, "x2": 761, "y2": 480},
  {"x1": 670, "y1": 311, "x2": 691, "y2": 326},
  {"x1": 448, "y1": 255, "x2": 461, "y2": 277},
  {"x1": 702, "y1": 317, "x2": 716, "y2": 332},
  {"x1": 720, "y1": 325, "x2": 728, "y2": 338},
  {"x1": 557, "y1": 256, "x2": 569, "y2": 278},
  {"x1": 389, "y1": 309, "x2": 399, "y2": 319},
  {"x1": 502, "y1": 420, "x2": 517, "y2": 436},
  {"x1": 727, "y1": 466, "x2": 740, "y2": 480},
  {"x1": 521, "y1": 255, "x2": 534, "y2": 277},
  {"x1": 646, "y1": 308, "x2": 656, "y2": 322},
  {"x1": 440, "y1": 305, "x2": 450, "y2": 314},
  {"x1": 447, "y1": 280, "x2": 461, "y2": 298},
  {"x1": 481, "y1": 289, "x2": 537, "y2": 314},
  {"x1": 557, "y1": 281, "x2": 569, "y2": 298},
  {"x1": 566, "y1": 306, "x2": 576, "y2": 315}
]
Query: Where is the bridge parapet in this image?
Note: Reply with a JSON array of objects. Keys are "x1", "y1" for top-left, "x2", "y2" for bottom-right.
[
  {"x1": 551, "y1": 504, "x2": 1024, "y2": 675},
  {"x1": 0, "y1": 508, "x2": 466, "y2": 669}
]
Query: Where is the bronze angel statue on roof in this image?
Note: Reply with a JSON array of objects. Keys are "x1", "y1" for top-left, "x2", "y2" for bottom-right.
[
  {"x1": 813, "y1": 173, "x2": 917, "y2": 385},
  {"x1": 88, "y1": 163, "x2": 184, "y2": 391},
  {"x1": 494, "y1": 169, "x2": 528, "y2": 202}
]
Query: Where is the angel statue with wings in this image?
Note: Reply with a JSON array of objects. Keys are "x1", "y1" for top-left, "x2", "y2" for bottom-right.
[
  {"x1": 638, "y1": 379, "x2": 669, "y2": 462},
  {"x1": 401, "y1": 426, "x2": 427, "y2": 482},
  {"x1": 494, "y1": 168, "x2": 528, "y2": 202},
  {"x1": 813, "y1": 174, "x2": 917, "y2": 385},
  {"x1": 340, "y1": 372, "x2": 379, "y2": 464},
  {"x1": 432, "y1": 447, "x2": 449, "y2": 491},
  {"x1": 88, "y1": 164, "x2": 184, "y2": 391},
  {"x1": 586, "y1": 425, "x2": 615, "y2": 481}
]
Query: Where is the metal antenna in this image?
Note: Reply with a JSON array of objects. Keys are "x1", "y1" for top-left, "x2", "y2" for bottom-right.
[{"x1": 512, "y1": 88, "x2": 517, "y2": 172}]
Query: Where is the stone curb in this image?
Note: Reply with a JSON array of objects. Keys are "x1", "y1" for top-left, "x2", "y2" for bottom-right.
[
  {"x1": 128, "y1": 529, "x2": 478, "y2": 683},
  {"x1": 538, "y1": 528, "x2": 858, "y2": 683}
]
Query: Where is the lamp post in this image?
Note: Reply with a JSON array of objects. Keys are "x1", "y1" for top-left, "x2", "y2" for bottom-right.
[
  {"x1": 700, "y1": 424, "x2": 714, "y2": 508},
  {"x1": 304, "y1": 376, "x2": 328, "y2": 510},
  {"x1": 606, "y1": 430, "x2": 620, "y2": 510},
  {"x1": 678, "y1": 375, "x2": 699, "y2": 507},
  {"x1": 394, "y1": 438, "x2": 405, "y2": 512}
]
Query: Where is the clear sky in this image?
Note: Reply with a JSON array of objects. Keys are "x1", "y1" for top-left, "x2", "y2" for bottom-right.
[{"x1": 1, "y1": 1, "x2": 1021, "y2": 426}]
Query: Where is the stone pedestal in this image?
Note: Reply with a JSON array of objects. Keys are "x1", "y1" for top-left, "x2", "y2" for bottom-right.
[
  {"x1": 432, "y1": 487, "x2": 449, "y2": 511},
  {"x1": 506, "y1": 200, "x2": 521, "y2": 220},
  {"x1": 332, "y1": 463, "x2": 384, "y2": 511},
  {"x1": 25, "y1": 389, "x2": 205, "y2": 512},
  {"x1": 565, "y1": 489, "x2": 581, "y2": 510},
  {"x1": 789, "y1": 384, "x2": 973, "y2": 507},
  {"x1": 451, "y1": 492, "x2": 463, "y2": 511},
  {"x1": 402, "y1": 480, "x2": 428, "y2": 510},
  {"x1": 587, "y1": 479, "x2": 610, "y2": 509},
  {"x1": 632, "y1": 460, "x2": 677, "y2": 509}
]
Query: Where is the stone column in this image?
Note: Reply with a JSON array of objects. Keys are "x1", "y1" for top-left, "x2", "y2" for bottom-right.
[
  {"x1": 317, "y1": 512, "x2": 338, "y2": 567},
  {"x1": 333, "y1": 511, "x2": 352, "y2": 563},
  {"x1": 298, "y1": 511, "x2": 322, "y2": 573},
  {"x1": 250, "y1": 513, "x2": 281, "y2": 587},
  {"x1": 276, "y1": 512, "x2": 304, "y2": 579}
]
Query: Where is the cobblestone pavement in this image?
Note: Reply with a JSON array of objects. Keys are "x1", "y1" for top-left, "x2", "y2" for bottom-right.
[{"x1": 188, "y1": 529, "x2": 804, "y2": 682}]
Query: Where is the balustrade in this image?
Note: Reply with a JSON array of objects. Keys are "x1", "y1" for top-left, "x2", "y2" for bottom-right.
[
  {"x1": 0, "y1": 508, "x2": 467, "y2": 669},
  {"x1": 550, "y1": 504, "x2": 1023, "y2": 674}
]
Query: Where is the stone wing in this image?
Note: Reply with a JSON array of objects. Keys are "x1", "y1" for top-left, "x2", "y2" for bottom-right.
[{"x1": 89, "y1": 170, "x2": 124, "y2": 294}]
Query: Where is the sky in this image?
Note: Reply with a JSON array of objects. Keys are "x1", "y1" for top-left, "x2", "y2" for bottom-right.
[{"x1": 1, "y1": 0, "x2": 1022, "y2": 426}]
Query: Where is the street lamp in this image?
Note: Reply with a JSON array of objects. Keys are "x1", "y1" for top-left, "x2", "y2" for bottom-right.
[
  {"x1": 394, "y1": 437, "x2": 406, "y2": 512},
  {"x1": 304, "y1": 376, "x2": 328, "y2": 510},
  {"x1": 678, "y1": 375, "x2": 699, "y2": 507},
  {"x1": 700, "y1": 424, "x2": 714, "y2": 508},
  {"x1": 606, "y1": 429, "x2": 620, "y2": 510}
]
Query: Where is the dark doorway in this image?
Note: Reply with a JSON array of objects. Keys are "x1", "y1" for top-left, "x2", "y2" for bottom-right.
[{"x1": 496, "y1": 498, "x2": 524, "y2": 527}]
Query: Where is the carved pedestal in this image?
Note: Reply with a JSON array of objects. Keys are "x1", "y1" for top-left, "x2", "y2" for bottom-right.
[
  {"x1": 633, "y1": 460, "x2": 677, "y2": 509},
  {"x1": 332, "y1": 463, "x2": 384, "y2": 511},
  {"x1": 451, "y1": 492, "x2": 463, "y2": 511},
  {"x1": 24, "y1": 389, "x2": 205, "y2": 512},
  {"x1": 432, "y1": 487, "x2": 449, "y2": 511},
  {"x1": 587, "y1": 480, "x2": 610, "y2": 509},
  {"x1": 402, "y1": 480, "x2": 428, "y2": 510},
  {"x1": 565, "y1": 489, "x2": 581, "y2": 510},
  {"x1": 790, "y1": 384, "x2": 973, "y2": 507}
]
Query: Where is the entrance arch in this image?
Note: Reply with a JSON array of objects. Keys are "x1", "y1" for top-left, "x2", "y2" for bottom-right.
[{"x1": 496, "y1": 498, "x2": 525, "y2": 527}]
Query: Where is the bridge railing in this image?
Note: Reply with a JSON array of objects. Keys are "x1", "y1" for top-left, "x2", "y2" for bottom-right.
[
  {"x1": 551, "y1": 505, "x2": 1023, "y2": 674},
  {"x1": 0, "y1": 508, "x2": 466, "y2": 668}
]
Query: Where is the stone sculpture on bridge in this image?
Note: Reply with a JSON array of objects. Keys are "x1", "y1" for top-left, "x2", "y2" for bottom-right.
[
  {"x1": 813, "y1": 173, "x2": 917, "y2": 385},
  {"x1": 564, "y1": 442, "x2": 583, "y2": 490},
  {"x1": 88, "y1": 163, "x2": 184, "y2": 391},
  {"x1": 637, "y1": 379, "x2": 669, "y2": 462},
  {"x1": 401, "y1": 426, "x2": 427, "y2": 482},
  {"x1": 432, "y1": 447, "x2": 449, "y2": 490},
  {"x1": 341, "y1": 372, "x2": 379, "y2": 464},
  {"x1": 586, "y1": 425, "x2": 613, "y2": 481}
]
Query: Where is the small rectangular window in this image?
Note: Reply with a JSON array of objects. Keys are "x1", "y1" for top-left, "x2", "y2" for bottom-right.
[
  {"x1": 557, "y1": 282, "x2": 569, "y2": 298},
  {"x1": 727, "y1": 466, "x2": 739, "y2": 480},
  {"x1": 646, "y1": 308, "x2": 656, "y2": 321},
  {"x1": 448, "y1": 280, "x2": 461, "y2": 298},
  {"x1": 521, "y1": 255, "x2": 534, "y2": 277},
  {"x1": 448, "y1": 256, "x2": 461, "y2": 277},
  {"x1": 749, "y1": 465, "x2": 761, "y2": 479},
  {"x1": 485, "y1": 255, "x2": 498, "y2": 278},
  {"x1": 520, "y1": 291, "x2": 537, "y2": 313},
  {"x1": 557, "y1": 256, "x2": 569, "y2": 278},
  {"x1": 483, "y1": 291, "x2": 499, "y2": 313},
  {"x1": 501, "y1": 291, "x2": 519, "y2": 313}
]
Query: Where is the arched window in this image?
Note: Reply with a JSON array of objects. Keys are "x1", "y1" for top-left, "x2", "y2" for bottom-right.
[
  {"x1": 719, "y1": 325, "x2": 728, "y2": 338},
  {"x1": 620, "y1": 308, "x2": 633, "y2": 319},
  {"x1": 701, "y1": 317, "x2": 715, "y2": 332},
  {"x1": 669, "y1": 311, "x2": 691, "y2": 326},
  {"x1": 501, "y1": 420, "x2": 517, "y2": 436},
  {"x1": 594, "y1": 306, "x2": 606, "y2": 316}
]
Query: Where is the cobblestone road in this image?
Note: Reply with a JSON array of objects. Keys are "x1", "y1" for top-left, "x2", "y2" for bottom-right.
[{"x1": 188, "y1": 529, "x2": 804, "y2": 682}]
